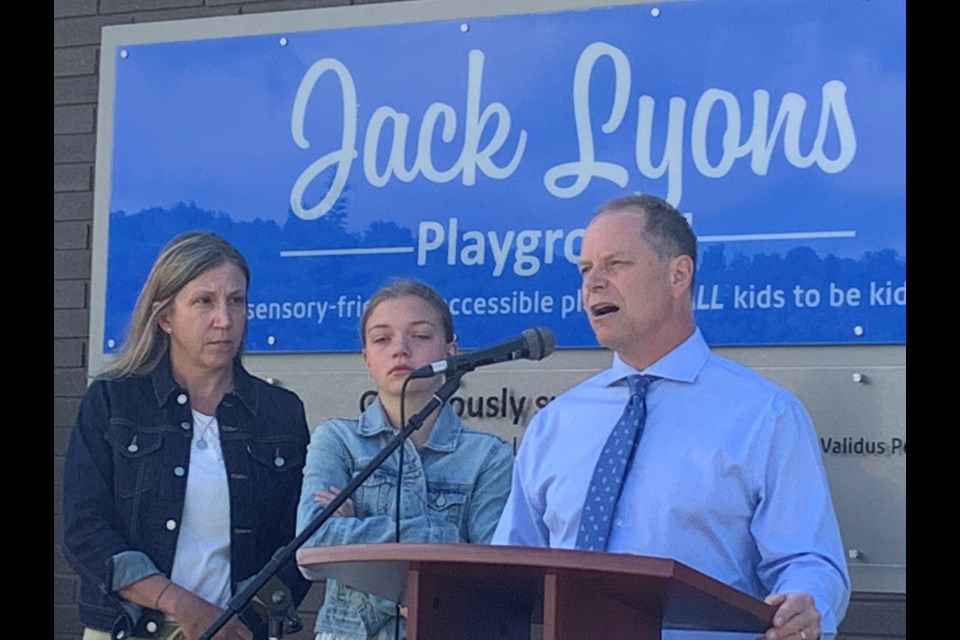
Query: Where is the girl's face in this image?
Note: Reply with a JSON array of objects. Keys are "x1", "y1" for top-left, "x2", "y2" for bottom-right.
[{"x1": 362, "y1": 295, "x2": 456, "y2": 400}]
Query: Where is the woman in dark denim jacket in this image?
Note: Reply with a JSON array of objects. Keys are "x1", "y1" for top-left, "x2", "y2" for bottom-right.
[
  {"x1": 296, "y1": 279, "x2": 514, "y2": 640},
  {"x1": 62, "y1": 231, "x2": 310, "y2": 640}
]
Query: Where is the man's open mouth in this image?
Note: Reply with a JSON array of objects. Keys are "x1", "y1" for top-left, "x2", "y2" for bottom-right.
[{"x1": 591, "y1": 303, "x2": 619, "y2": 317}]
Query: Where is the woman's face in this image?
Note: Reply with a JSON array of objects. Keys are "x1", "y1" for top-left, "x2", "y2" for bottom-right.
[
  {"x1": 159, "y1": 261, "x2": 247, "y2": 379},
  {"x1": 362, "y1": 295, "x2": 455, "y2": 399}
]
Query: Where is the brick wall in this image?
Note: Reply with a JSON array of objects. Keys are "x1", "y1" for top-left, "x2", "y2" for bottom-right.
[{"x1": 52, "y1": 1, "x2": 905, "y2": 638}]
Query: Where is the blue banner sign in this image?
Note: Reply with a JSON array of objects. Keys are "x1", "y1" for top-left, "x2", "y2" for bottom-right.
[{"x1": 102, "y1": 0, "x2": 905, "y2": 352}]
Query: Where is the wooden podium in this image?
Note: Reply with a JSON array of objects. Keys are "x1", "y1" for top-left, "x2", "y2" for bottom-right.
[{"x1": 297, "y1": 543, "x2": 775, "y2": 639}]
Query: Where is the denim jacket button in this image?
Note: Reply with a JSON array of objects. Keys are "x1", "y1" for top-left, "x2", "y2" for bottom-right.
[
  {"x1": 176, "y1": 393, "x2": 188, "y2": 405},
  {"x1": 436, "y1": 496, "x2": 446, "y2": 507},
  {"x1": 174, "y1": 466, "x2": 185, "y2": 477},
  {"x1": 274, "y1": 456, "x2": 285, "y2": 467},
  {"x1": 180, "y1": 421, "x2": 191, "y2": 430},
  {"x1": 165, "y1": 519, "x2": 177, "y2": 531},
  {"x1": 127, "y1": 443, "x2": 139, "y2": 453}
]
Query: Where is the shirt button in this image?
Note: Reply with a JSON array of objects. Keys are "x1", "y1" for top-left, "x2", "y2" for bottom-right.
[
  {"x1": 180, "y1": 421, "x2": 191, "y2": 430},
  {"x1": 166, "y1": 519, "x2": 177, "y2": 531},
  {"x1": 274, "y1": 456, "x2": 285, "y2": 467},
  {"x1": 614, "y1": 519, "x2": 623, "y2": 527},
  {"x1": 174, "y1": 466, "x2": 185, "y2": 477},
  {"x1": 436, "y1": 496, "x2": 446, "y2": 507},
  {"x1": 176, "y1": 393, "x2": 188, "y2": 405}
]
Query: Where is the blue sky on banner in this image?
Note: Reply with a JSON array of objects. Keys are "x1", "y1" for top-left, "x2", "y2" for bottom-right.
[{"x1": 104, "y1": 0, "x2": 905, "y2": 352}]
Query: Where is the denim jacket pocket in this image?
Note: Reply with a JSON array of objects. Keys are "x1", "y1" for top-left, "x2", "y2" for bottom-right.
[
  {"x1": 246, "y1": 437, "x2": 307, "y2": 527},
  {"x1": 426, "y1": 485, "x2": 469, "y2": 530},
  {"x1": 353, "y1": 466, "x2": 397, "y2": 517},
  {"x1": 104, "y1": 419, "x2": 164, "y2": 499},
  {"x1": 246, "y1": 438, "x2": 306, "y2": 475},
  {"x1": 353, "y1": 461, "x2": 427, "y2": 518}
]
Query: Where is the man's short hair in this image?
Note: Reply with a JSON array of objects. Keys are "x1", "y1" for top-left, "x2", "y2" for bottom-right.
[{"x1": 594, "y1": 193, "x2": 697, "y2": 274}]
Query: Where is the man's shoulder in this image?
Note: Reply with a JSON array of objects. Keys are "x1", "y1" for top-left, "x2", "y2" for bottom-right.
[{"x1": 701, "y1": 350, "x2": 804, "y2": 407}]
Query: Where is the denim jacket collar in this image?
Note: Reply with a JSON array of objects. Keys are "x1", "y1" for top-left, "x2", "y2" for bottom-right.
[
  {"x1": 357, "y1": 398, "x2": 462, "y2": 453},
  {"x1": 149, "y1": 352, "x2": 260, "y2": 415}
]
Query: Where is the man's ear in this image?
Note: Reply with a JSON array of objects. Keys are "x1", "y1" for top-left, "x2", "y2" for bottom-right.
[
  {"x1": 669, "y1": 255, "x2": 694, "y2": 295},
  {"x1": 446, "y1": 340, "x2": 458, "y2": 358}
]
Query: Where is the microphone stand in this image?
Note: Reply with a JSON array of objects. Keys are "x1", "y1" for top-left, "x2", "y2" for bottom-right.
[{"x1": 199, "y1": 372, "x2": 464, "y2": 640}]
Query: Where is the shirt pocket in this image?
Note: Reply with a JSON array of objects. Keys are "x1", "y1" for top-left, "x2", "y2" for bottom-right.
[
  {"x1": 353, "y1": 462, "x2": 424, "y2": 518},
  {"x1": 426, "y1": 484, "x2": 469, "y2": 530},
  {"x1": 104, "y1": 419, "x2": 163, "y2": 500},
  {"x1": 245, "y1": 437, "x2": 307, "y2": 524},
  {"x1": 354, "y1": 466, "x2": 399, "y2": 517},
  {"x1": 246, "y1": 438, "x2": 305, "y2": 476}
]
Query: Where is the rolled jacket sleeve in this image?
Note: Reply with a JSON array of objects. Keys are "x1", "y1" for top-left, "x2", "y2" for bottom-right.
[{"x1": 110, "y1": 550, "x2": 162, "y2": 592}]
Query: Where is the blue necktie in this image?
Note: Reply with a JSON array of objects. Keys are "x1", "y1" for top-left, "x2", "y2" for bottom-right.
[{"x1": 575, "y1": 374, "x2": 654, "y2": 551}]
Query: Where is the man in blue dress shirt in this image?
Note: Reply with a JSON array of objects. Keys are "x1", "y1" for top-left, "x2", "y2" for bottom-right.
[{"x1": 492, "y1": 193, "x2": 850, "y2": 640}]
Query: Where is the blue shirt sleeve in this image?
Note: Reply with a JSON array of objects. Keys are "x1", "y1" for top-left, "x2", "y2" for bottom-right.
[
  {"x1": 750, "y1": 397, "x2": 851, "y2": 632},
  {"x1": 491, "y1": 410, "x2": 551, "y2": 547}
]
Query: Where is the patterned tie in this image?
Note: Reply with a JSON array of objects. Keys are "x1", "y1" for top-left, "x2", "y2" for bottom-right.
[{"x1": 575, "y1": 374, "x2": 655, "y2": 551}]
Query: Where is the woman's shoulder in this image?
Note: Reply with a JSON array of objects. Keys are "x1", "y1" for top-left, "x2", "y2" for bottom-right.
[
  {"x1": 315, "y1": 415, "x2": 360, "y2": 430},
  {"x1": 84, "y1": 371, "x2": 150, "y2": 402},
  {"x1": 253, "y1": 377, "x2": 305, "y2": 407},
  {"x1": 311, "y1": 416, "x2": 363, "y2": 441},
  {"x1": 449, "y1": 423, "x2": 514, "y2": 477},
  {"x1": 454, "y1": 421, "x2": 512, "y2": 451},
  {"x1": 237, "y1": 365, "x2": 306, "y2": 408},
  {"x1": 307, "y1": 417, "x2": 367, "y2": 456}
]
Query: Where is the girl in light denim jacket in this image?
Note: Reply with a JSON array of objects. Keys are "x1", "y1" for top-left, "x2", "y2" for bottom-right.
[{"x1": 296, "y1": 279, "x2": 514, "y2": 640}]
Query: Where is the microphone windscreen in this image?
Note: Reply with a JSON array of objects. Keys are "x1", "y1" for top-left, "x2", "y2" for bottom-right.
[{"x1": 523, "y1": 327, "x2": 556, "y2": 361}]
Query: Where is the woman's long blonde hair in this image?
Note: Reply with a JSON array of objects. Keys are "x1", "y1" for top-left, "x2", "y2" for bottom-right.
[{"x1": 100, "y1": 230, "x2": 250, "y2": 379}]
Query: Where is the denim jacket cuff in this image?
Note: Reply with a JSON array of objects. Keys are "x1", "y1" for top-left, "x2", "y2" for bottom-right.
[{"x1": 111, "y1": 550, "x2": 162, "y2": 592}]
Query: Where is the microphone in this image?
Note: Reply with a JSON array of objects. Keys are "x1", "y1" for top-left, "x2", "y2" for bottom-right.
[{"x1": 408, "y1": 327, "x2": 556, "y2": 379}]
